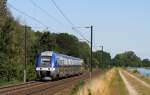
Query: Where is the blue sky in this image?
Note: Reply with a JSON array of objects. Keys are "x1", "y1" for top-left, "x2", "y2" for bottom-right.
[{"x1": 8, "y1": 0, "x2": 150, "y2": 59}]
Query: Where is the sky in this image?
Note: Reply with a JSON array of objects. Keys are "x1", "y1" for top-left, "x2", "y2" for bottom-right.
[{"x1": 7, "y1": 0, "x2": 150, "y2": 59}]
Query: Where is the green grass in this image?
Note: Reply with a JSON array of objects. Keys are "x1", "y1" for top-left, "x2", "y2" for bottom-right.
[
  {"x1": 131, "y1": 72, "x2": 150, "y2": 84},
  {"x1": 109, "y1": 69, "x2": 129, "y2": 95},
  {"x1": 69, "y1": 80, "x2": 85, "y2": 95},
  {"x1": 69, "y1": 68, "x2": 129, "y2": 95},
  {"x1": 123, "y1": 71, "x2": 150, "y2": 95},
  {"x1": 132, "y1": 69, "x2": 139, "y2": 73},
  {"x1": 0, "y1": 79, "x2": 22, "y2": 87}
]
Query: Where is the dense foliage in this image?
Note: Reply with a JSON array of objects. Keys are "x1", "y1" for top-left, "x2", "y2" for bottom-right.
[
  {"x1": 142, "y1": 59, "x2": 150, "y2": 67},
  {"x1": 112, "y1": 51, "x2": 150, "y2": 67},
  {"x1": 93, "y1": 50, "x2": 111, "y2": 68},
  {"x1": 112, "y1": 51, "x2": 141, "y2": 67}
]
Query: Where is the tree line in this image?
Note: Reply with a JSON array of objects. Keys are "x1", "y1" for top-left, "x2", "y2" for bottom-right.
[{"x1": 0, "y1": 0, "x2": 150, "y2": 84}]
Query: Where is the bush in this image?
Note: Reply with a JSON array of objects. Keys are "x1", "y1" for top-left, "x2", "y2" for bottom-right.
[{"x1": 132, "y1": 69, "x2": 139, "y2": 73}]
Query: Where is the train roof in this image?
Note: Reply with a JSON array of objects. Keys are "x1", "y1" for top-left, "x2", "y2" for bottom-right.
[{"x1": 40, "y1": 51, "x2": 83, "y2": 61}]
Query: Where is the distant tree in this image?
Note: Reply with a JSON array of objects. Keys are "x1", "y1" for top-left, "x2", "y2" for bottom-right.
[
  {"x1": 0, "y1": 0, "x2": 7, "y2": 15},
  {"x1": 142, "y1": 59, "x2": 150, "y2": 67},
  {"x1": 92, "y1": 58, "x2": 99, "y2": 68},
  {"x1": 0, "y1": 0, "x2": 11, "y2": 26},
  {"x1": 0, "y1": 17, "x2": 17, "y2": 81},
  {"x1": 93, "y1": 50, "x2": 111, "y2": 68},
  {"x1": 56, "y1": 33, "x2": 80, "y2": 57},
  {"x1": 38, "y1": 32, "x2": 56, "y2": 52},
  {"x1": 79, "y1": 42, "x2": 90, "y2": 58},
  {"x1": 79, "y1": 41, "x2": 90, "y2": 69},
  {"x1": 113, "y1": 51, "x2": 141, "y2": 67}
]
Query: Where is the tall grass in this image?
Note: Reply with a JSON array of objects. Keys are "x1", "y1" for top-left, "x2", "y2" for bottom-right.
[
  {"x1": 77, "y1": 68, "x2": 116, "y2": 95},
  {"x1": 69, "y1": 80, "x2": 85, "y2": 95}
]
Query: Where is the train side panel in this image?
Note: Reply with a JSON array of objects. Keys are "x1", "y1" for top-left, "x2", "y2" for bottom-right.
[
  {"x1": 56, "y1": 54, "x2": 83, "y2": 78},
  {"x1": 35, "y1": 51, "x2": 83, "y2": 80}
]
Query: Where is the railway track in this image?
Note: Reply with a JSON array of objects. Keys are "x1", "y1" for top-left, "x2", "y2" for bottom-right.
[
  {"x1": 0, "y1": 81, "x2": 46, "y2": 95},
  {"x1": 27, "y1": 73, "x2": 88, "y2": 95},
  {"x1": 0, "y1": 71, "x2": 100, "y2": 95}
]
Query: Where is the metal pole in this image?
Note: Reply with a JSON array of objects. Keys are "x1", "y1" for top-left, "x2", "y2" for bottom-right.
[
  {"x1": 101, "y1": 46, "x2": 103, "y2": 68},
  {"x1": 90, "y1": 25, "x2": 93, "y2": 80},
  {"x1": 24, "y1": 25, "x2": 27, "y2": 83},
  {"x1": 72, "y1": 26, "x2": 93, "y2": 80}
]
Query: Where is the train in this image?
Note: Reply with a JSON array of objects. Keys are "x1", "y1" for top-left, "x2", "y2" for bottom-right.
[{"x1": 35, "y1": 51, "x2": 84, "y2": 80}]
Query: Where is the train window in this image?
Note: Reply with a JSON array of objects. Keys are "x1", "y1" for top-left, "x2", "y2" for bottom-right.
[
  {"x1": 41, "y1": 56, "x2": 50, "y2": 61},
  {"x1": 62, "y1": 60, "x2": 64, "y2": 65},
  {"x1": 40, "y1": 56, "x2": 51, "y2": 67},
  {"x1": 41, "y1": 56, "x2": 50, "y2": 59},
  {"x1": 64, "y1": 59, "x2": 67, "y2": 65},
  {"x1": 67, "y1": 59, "x2": 69, "y2": 65},
  {"x1": 57, "y1": 58, "x2": 62, "y2": 66},
  {"x1": 57, "y1": 59, "x2": 60, "y2": 64}
]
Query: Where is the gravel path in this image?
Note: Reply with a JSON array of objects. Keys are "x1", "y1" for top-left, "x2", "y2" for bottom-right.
[{"x1": 119, "y1": 70, "x2": 139, "y2": 95}]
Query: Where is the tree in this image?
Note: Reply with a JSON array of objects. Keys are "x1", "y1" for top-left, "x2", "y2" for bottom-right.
[
  {"x1": 142, "y1": 59, "x2": 150, "y2": 67},
  {"x1": 0, "y1": 0, "x2": 10, "y2": 26},
  {"x1": 79, "y1": 41, "x2": 90, "y2": 69},
  {"x1": 93, "y1": 50, "x2": 111, "y2": 68},
  {"x1": 38, "y1": 32, "x2": 56, "y2": 52},
  {"x1": 56, "y1": 33, "x2": 80, "y2": 57},
  {"x1": 0, "y1": 0, "x2": 7, "y2": 16},
  {"x1": 113, "y1": 51, "x2": 141, "y2": 67}
]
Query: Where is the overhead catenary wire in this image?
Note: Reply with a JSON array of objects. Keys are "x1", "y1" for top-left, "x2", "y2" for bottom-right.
[
  {"x1": 72, "y1": 28, "x2": 90, "y2": 43},
  {"x1": 8, "y1": 3, "x2": 46, "y2": 27},
  {"x1": 50, "y1": 0, "x2": 74, "y2": 26},
  {"x1": 9, "y1": 1, "x2": 90, "y2": 43},
  {"x1": 7, "y1": 3, "x2": 54, "y2": 32},
  {"x1": 30, "y1": 0, "x2": 63, "y2": 25},
  {"x1": 50, "y1": 0, "x2": 90, "y2": 42}
]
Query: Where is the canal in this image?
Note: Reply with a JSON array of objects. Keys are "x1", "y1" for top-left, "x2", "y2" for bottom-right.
[{"x1": 128, "y1": 67, "x2": 150, "y2": 77}]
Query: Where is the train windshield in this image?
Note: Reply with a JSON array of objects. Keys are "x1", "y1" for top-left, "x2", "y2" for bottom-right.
[{"x1": 40, "y1": 56, "x2": 51, "y2": 67}]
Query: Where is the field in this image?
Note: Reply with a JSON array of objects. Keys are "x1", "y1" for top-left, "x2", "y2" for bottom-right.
[
  {"x1": 69, "y1": 68, "x2": 128, "y2": 95},
  {"x1": 69, "y1": 68, "x2": 150, "y2": 95}
]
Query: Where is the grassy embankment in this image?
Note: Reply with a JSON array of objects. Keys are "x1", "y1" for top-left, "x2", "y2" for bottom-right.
[
  {"x1": 130, "y1": 69, "x2": 150, "y2": 84},
  {"x1": 69, "y1": 68, "x2": 128, "y2": 95},
  {"x1": 0, "y1": 80, "x2": 22, "y2": 87},
  {"x1": 122, "y1": 70, "x2": 150, "y2": 95}
]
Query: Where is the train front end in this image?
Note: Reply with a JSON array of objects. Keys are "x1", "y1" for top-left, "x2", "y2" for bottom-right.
[{"x1": 35, "y1": 51, "x2": 58, "y2": 80}]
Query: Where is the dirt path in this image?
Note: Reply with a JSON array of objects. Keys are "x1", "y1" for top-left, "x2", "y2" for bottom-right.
[
  {"x1": 124, "y1": 70, "x2": 150, "y2": 88},
  {"x1": 119, "y1": 70, "x2": 139, "y2": 95}
]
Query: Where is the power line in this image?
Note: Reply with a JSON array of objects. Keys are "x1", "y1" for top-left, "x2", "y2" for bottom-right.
[
  {"x1": 50, "y1": 0, "x2": 90, "y2": 42},
  {"x1": 50, "y1": 0, "x2": 74, "y2": 26},
  {"x1": 72, "y1": 28, "x2": 90, "y2": 43},
  {"x1": 30, "y1": 0, "x2": 62, "y2": 25},
  {"x1": 8, "y1": 3, "x2": 46, "y2": 27},
  {"x1": 7, "y1": 3, "x2": 54, "y2": 32}
]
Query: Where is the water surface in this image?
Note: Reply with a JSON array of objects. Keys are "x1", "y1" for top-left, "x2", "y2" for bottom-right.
[{"x1": 128, "y1": 67, "x2": 150, "y2": 77}]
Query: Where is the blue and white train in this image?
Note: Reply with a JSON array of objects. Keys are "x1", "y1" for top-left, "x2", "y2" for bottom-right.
[{"x1": 35, "y1": 51, "x2": 83, "y2": 80}]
